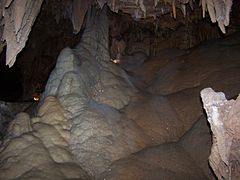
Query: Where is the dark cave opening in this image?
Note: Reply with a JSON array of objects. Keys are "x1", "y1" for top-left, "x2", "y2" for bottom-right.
[
  {"x1": 0, "y1": 47, "x2": 22, "y2": 102},
  {"x1": 0, "y1": 1, "x2": 88, "y2": 103}
]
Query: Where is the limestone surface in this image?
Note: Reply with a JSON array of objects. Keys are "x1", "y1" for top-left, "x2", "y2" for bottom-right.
[
  {"x1": 41, "y1": 7, "x2": 150, "y2": 176},
  {"x1": 0, "y1": 96, "x2": 90, "y2": 180},
  {"x1": 201, "y1": 88, "x2": 240, "y2": 180}
]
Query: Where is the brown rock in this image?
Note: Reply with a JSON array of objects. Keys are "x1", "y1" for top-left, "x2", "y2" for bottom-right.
[
  {"x1": 180, "y1": 115, "x2": 216, "y2": 179},
  {"x1": 99, "y1": 143, "x2": 208, "y2": 180},
  {"x1": 124, "y1": 94, "x2": 184, "y2": 145}
]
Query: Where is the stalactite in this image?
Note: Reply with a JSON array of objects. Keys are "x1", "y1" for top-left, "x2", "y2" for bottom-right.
[
  {"x1": 0, "y1": 0, "x2": 236, "y2": 67},
  {"x1": 2, "y1": 0, "x2": 44, "y2": 67},
  {"x1": 172, "y1": 1, "x2": 177, "y2": 19},
  {"x1": 72, "y1": 0, "x2": 93, "y2": 34},
  {"x1": 201, "y1": 0, "x2": 206, "y2": 18},
  {"x1": 180, "y1": 4, "x2": 186, "y2": 17},
  {"x1": 225, "y1": 0, "x2": 232, "y2": 26},
  {"x1": 200, "y1": 0, "x2": 233, "y2": 34}
]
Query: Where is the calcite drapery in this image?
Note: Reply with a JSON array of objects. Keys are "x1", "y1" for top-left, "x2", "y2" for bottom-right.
[
  {"x1": 2, "y1": 0, "x2": 44, "y2": 67},
  {"x1": 95, "y1": 0, "x2": 194, "y2": 19},
  {"x1": 0, "y1": 0, "x2": 235, "y2": 67},
  {"x1": 201, "y1": 88, "x2": 240, "y2": 180},
  {"x1": 93, "y1": 0, "x2": 233, "y2": 34},
  {"x1": 42, "y1": 7, "x2": 149, "y2": 176},
  {"x1": 200, "y1": 0, "x2": 233, "y2": 33}
]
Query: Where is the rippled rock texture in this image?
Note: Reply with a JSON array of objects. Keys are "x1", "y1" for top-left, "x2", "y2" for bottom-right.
[{"x1": 201, "y1": 88, "x2": 240, "y2": 180}]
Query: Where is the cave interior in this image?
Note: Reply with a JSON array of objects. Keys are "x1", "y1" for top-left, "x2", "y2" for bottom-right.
[{"x1": 0, "y1": 0, "x2": 240, "y2": 179}]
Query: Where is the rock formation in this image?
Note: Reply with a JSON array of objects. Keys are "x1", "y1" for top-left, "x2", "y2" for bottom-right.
[
  {"x1": 0, "y1": 7, "x2": 150, "y2": 178},
  {"x1": 0, "y1": 96, "x2": 90, "y2": 179},
  {"x1": 200, "y1": 0, "x2": 233, "y2": 33},
  {"x1": 42, "y1": 7, "x2": 151, "y2": 176},
  {"x1": 0, "y1": 3, "x2": 240, "y2": 179},
  {"x1": 0, "y1": 0, "x2": 236, "y2": 67},
  {"x1": 0, "y1": 101, "x2": 32, "y2": 140},
  {"x1": 1, "y1": 0, "x2": 44, "y2": 67},
  {"x1": 201, "y1": 88, "x2": 240, "y2": 180},
  {"x1": 100, "y1": 115, "x2": 215, "y2": 180}
]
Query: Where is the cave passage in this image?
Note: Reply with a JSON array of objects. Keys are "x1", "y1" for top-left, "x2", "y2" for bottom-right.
[{"x1": 0, "y1": 2, "x2": 239, "y2": 180}]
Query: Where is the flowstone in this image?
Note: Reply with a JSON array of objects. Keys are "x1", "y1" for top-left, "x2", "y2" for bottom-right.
[{"x1": 41, "y1": 7, "x2": 150, "y2": 176}]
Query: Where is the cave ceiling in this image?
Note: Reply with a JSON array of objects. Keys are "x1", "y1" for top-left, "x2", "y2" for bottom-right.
[{"x1": 0, "y1": 0, "x2": 235, "y2": 67}]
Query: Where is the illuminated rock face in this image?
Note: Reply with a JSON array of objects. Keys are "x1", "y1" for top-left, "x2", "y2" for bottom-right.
[
  {"x1": 42, "y1": 8, "x2": 150, "y2": 176},
  {"x1": 0, "y1": 96, "x2": 91, "y2": 180},
  {"x1": 1, "y1": 0, "x2": 44, "y2": 67},
  {"x1": 201, "y1": 88, "x2": 240, "y2": 180},
  {"x1": 0, "y1": 8, "x2": 151, "y2": 178}
]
